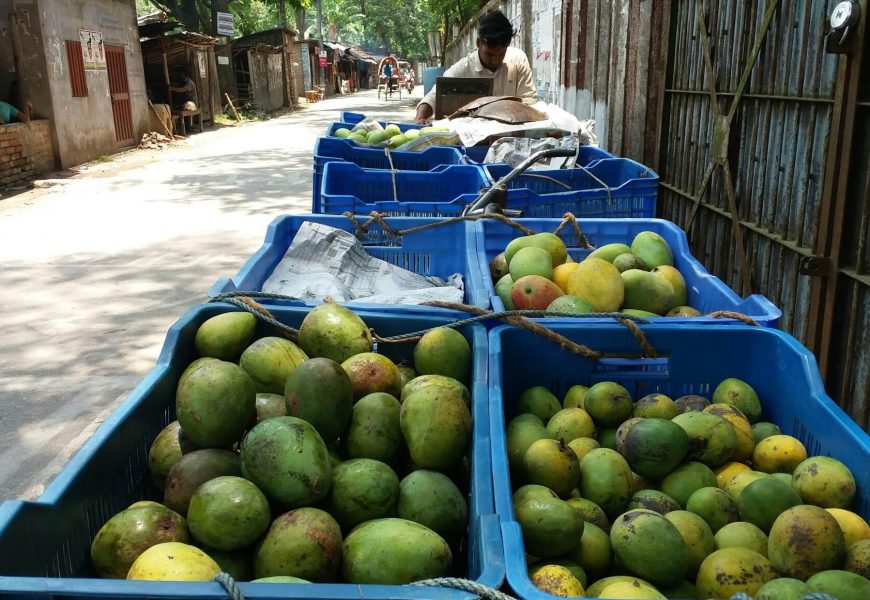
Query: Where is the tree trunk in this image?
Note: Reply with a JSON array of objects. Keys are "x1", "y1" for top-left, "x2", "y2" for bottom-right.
[
  {"x1": 294, "y1": 7, "x2": 305, "y2": 34},
  {"x1": 278, "y1": 0, "x2": 287, "y2": 29}
]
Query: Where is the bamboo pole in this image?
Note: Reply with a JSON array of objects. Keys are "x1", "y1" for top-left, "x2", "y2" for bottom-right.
[{"x1": 225, "y1": 92, "x2": 241, "y2": 122}]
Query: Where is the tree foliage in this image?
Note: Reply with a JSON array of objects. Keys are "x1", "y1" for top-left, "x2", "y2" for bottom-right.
[{"x1": 137, "y1": 0, "x2": 483, "y2": 57}]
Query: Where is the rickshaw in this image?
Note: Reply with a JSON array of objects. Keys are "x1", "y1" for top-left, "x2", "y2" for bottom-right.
[{"x1": 377, "y1": 56, "x2": 401, "y2": 100}]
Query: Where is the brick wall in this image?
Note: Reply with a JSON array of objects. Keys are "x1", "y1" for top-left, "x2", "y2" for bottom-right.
[{"x1": 0, "y1": 120, "x2": 54, "y2": 187}]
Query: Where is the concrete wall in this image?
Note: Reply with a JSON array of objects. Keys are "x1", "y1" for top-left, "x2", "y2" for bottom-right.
[
  {"x1": 0, "y1": 0, "x2": 17, "y2": 103},
  {"x1": 0, "y1": 120, "x2": 54, "y2": 185},
  {"x1": 38, "y1": 0, "x2": 149, "y2": 167}
]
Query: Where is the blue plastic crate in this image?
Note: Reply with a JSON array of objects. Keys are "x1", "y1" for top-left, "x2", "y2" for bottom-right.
[
  {"x1": 340, "y1": 111, "x2": 366, "y2": 124},
  {"x1": 0, "y1": 304, "x2": 503, "y2": 599},
  {"x1": 312, "y1": 138, "x2": 466, "y2": 212},
  {"x1": 208, "y1": 213, "x2": 488, "y2": 313},
  {"x1": 319, "y1": 162, "x2": 489, "y2": 216},
  {"x1": 488, "y1": 322, "x2": 870, "y2": 600},
  {"x1": 464, "y1": 145, "x2": 614, "y2": 166},
  {"x1": 484, "y1": 157, "x2": 656, "y2": 195},
  {"x1": 470, "y1": 217, "x2": 781, "y2": 326}
]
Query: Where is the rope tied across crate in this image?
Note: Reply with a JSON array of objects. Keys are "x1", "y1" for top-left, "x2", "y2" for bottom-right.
[
  {"x1": 214, "y1": 572, "x2": 519, "y2": 600},
  {"x1": 208, "y1": 294, "x2": 663, "y2": 359}
]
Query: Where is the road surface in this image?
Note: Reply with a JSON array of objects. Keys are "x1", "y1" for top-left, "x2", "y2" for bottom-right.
[{"x1": 0, "y1": 88, "x2": 422, "y2": 500}]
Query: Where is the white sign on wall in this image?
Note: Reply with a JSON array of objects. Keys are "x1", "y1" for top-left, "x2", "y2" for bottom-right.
[
  {"x1": 217, "y1": 56, "x2": 230, "y2": 65},
  {"x1": 216, "y1": 12, "x2": 235, "y2": 36}
]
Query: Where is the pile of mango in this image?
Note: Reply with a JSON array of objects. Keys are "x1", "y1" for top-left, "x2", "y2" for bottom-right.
[
  {"x1": 490, "y1": 230, "x2": 701, "y2": 317},
  {"x1": 89, "y1": 304, "x2": 474, "y2": 584},
  {"x1": 507, "y1": 378, "x2": 870, "y2": 599},
  {"x1": 333, "y1": 123, "x2": 452, "y2": 149}
]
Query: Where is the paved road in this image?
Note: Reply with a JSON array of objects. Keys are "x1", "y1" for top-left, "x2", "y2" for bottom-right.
[{"x1": 0, "y1": 88, "x2": 423, "y2": 500}]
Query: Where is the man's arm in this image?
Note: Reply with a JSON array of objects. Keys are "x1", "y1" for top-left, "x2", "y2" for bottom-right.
[{"x1": 514, "y1": 56, "x2": 539, "y2": 104}]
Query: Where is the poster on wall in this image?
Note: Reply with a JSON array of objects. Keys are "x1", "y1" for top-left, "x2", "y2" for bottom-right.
[
  {"x1": 91, "y1": 31, "x2": 106, "y2": 68},
  {"x1": 80, "y1": 29, "x2": 106, "y2": 70},
  {"x1": 197, "y1": 51, "x2": 207, "y2": 78},
  {"x1": 80, "y1": 29, "x2": 95, "y2": 69}
]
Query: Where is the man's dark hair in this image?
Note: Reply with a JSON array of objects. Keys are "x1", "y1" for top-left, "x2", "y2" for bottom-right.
[{"x1": 478, "y1": 10, "x2": 515, "y2": 47}]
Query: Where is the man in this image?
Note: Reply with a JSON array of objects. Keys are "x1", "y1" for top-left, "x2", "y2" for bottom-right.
[
  {"x1": 0, "y1": 100, "x2": 30, "y2": 125},
  {"x1": 169, "y1": 73, "x2": 198, "y2": 111},
  {"x1": 415, "y1": 10, "x2": 537, "y2": 124}
]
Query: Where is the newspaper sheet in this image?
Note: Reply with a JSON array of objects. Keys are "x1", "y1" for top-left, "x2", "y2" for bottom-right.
[{"x1": 262, "y1": 222, "x2": 464, "y2": 305}]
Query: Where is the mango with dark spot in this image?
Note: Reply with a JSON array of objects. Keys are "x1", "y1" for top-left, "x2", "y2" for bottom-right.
[
  {"x1": 845, "y1": 539, "x2": 870, "y2": 578},
  {"x1": 284, "y1": 357, "x2": 353, "y2": 444},
  {"x1": 768, "y1": 504, "x2": 846, "y2": 580},
  {"x1": 240, "y1": 416, "x2": 332, "y2": 507},
  {"x1": 712, "y1": 378, "x2": 762, "y2": 423},
  {"x1": 791, "y1": 456, "x2": 857, "y2": 509},
  {"x1": 528, "y1": 564, "x2": 585, "y2": 596},
  {"x1": 342, "y1": 352, "x2": 402, "y2": 401},
  {"x1": 90, "y1": 504, "x2": 189, "y2": 579},
  {"x1": 695, "y1": 547, "x2": 778, "y2": 599},
  {"x1": 341, "y1": 518, "x2": 452, "y2": 584},
  {"x1": 566, "y1": 497, "x2": 611, "y2": 532},
  {"x1": 674, "y1": 394, "x2": 711, "y2": 413},
  {"x1": 627, "y1": 489, "x2": 681, "y2": 515},
  {"x1": 578, "y1": 448, "x2": 634, "y2": 518},
  {"x1": 254, "y1": 507, "x2": 342, "y2": 581},
  {"x1": 672, "y1": 411, "x2": 736, "y2": 468},
  {"x1": 297, "y1": 303, "x2": 372, "y2": 363},
  {"x1": 610, "y1": 509, "x2": 688, "y2": 587}
]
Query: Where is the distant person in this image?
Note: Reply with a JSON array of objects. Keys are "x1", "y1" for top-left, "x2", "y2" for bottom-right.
[
  {"x1": 169, "y1": 74, "x2": 198, "y2": 111},
  {"x1": 0, "y1": 100, "x2": 30, "y2": 125},
  {"x1": 382, "y1": 63, "x2": 393, "y2": 79},
  {"x1": 416, "y1": 10, "x2": 537, "y2": 123}
]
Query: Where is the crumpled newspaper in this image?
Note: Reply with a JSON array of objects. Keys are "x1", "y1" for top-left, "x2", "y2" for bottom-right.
[{"x1": 262, "y1": 222, "x2": 464, "y2": 305}]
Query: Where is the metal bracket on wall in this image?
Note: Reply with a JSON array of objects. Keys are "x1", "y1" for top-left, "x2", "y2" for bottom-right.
[{"x1": 798, "y1": 256, "x2": 833, "y2": 277}]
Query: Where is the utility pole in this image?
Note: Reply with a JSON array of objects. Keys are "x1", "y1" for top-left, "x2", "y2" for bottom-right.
[{"x1": 316, "y1": 0, "x2": 327, "y2": 95}]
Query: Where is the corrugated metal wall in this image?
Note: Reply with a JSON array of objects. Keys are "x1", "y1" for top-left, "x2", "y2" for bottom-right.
[
  {"x1": 657, "y1": 0, "x2": 870, "y2": 430},
  {"x1": 557, "y1": 0, "x2": 668, "y2": 162}
]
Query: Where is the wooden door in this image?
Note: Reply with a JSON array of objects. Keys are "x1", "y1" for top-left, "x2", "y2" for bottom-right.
[{"x1": 105, "y1": 46, "x2": 134, "y2": 145}]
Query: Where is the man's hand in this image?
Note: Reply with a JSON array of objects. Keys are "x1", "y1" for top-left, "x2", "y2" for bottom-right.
[{"x1": 414, "y1": 103, "x2": 433, "y2": 125}]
